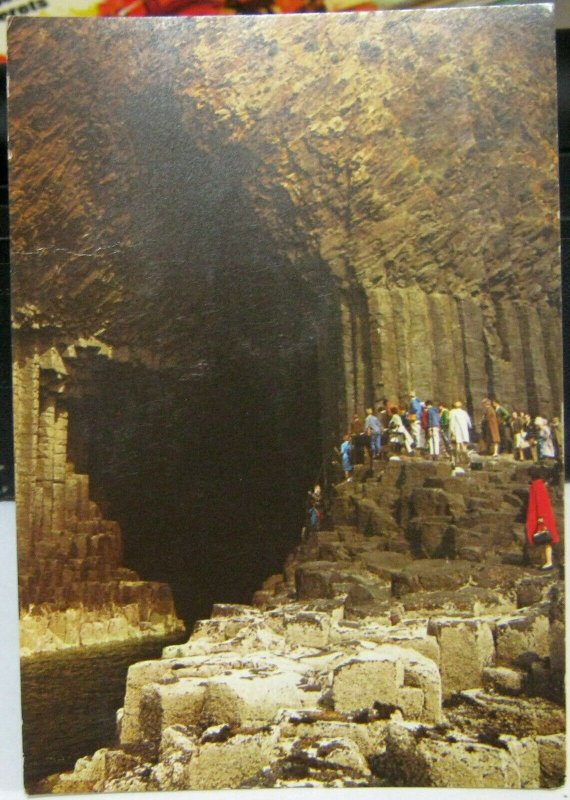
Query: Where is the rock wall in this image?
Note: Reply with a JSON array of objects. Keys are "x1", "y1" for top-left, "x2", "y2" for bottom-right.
[
  {"x1": 9, "y1": 10, "x2": 563, "y2": 432},
  {"x1": 13, "y1": 335, "x2": 185, "y2": 655},
  {"x1": 362, "y1": 288, "x2": 562, "y2": 420}
]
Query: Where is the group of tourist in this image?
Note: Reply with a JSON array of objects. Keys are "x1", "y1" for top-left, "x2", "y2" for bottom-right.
[
  {"x1": 336, "y1": 393, "x2": 562, "y2": 477},
  {"x1": 304, "y1": 394, "x2": 562, "y2": 571}
]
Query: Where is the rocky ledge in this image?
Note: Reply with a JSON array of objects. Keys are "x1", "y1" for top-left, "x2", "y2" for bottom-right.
[
  {"x1": 18, "y1": 463, "x2": 185, "y2": 657},
  {"x1": 45, "y1": 459, "x2": 565, "y2": 791},
  {"x1": 19, "y1": 588, "x2": 185, "y2": 658}
]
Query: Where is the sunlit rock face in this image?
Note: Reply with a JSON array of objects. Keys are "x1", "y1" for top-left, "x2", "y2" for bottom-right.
[{"x1": 8, "y1": 8, "x2": 561, "y2": 638}]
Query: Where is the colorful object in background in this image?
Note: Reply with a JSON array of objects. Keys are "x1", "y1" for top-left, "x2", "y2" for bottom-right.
[{"x1": 0, "y1": 0, "x2": 538, "y2": 59}]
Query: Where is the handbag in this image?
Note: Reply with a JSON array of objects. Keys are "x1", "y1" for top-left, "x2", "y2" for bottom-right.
[{"x1": 533, "y1": 530, "x2": 552, "y2": 546}]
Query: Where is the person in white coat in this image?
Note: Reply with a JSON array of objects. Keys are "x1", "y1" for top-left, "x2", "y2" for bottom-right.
[{"x1": 449, "y1": 401, "x2": 472, "y2": 459}]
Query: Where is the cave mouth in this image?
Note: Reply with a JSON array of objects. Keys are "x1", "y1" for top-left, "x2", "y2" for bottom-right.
[
  {"x1": 61, "y1": 92, "x2": 349, "y2": 626},
  {"x1": 66, "y1": 262, "x2": 341, "y2": 626}
]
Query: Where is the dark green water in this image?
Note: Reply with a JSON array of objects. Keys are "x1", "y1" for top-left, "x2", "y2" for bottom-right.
[{"x1": 21, "y1": 633, "x2": 186, "y2": 792}]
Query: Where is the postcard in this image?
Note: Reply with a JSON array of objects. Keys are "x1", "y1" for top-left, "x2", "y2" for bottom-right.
[{"x1": 8, "y1": 6, "x2": 565, "y2": 793}]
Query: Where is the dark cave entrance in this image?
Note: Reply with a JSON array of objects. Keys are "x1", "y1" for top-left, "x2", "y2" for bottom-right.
[
  {"x1": 65, "y1": 255, "x2": 344, "y2": 626},
  {"x1": 63, "y1": 93, "x2": 348, "y2": 625}
]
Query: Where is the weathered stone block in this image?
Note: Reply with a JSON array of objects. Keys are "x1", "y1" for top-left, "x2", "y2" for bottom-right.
[
  {"x1": 79, "y1": 620, "x2": 106, "y2": 646},
  {"x1": 284, "y1": 611, "x2": 331, "y2": 648},
  {"x1": 318, "y1": 542, "x2": 352, "y2": 562},
  {"x1": 411, "y1": 487, "x2": 450, "y2": 518},
  {"x1": 277, "y1": 715, "x2": 386, "y2": 759},
  {"x1": 495, "y1": 605, "x2": 550, "y2": 668},
  {"x1": 295, "y1": 562, "x2": 339, "y2": 600},
  {"x1": 331, "y1": 645, "x2": 441, "y2": 723},
  {"x1": 392, "y1": 561, "x2": 472, "y2": 597},
  {"x1": 361, "y1": 550, "x2": 412, "y2": 580},
  {"x1": 502, "y1": 736, "x2": 540, "y2": 788},
  {"x1": 382, "y1": 721, "x2": 521, "y2": 788},
  {"x1": 536, "y1": 734, "x2": 566, "y2": 788},
  {"x1": 427, "y1": 617, "x2": 495, "y2": 697},
  {"x1": 332, "y1": 572, "x2": 391, "y2": 605},
  {"x1": 332, "y1": 653, "x2": 402, "y2": 712},
  {"x1": 203, "y1": 667, "x2": 309, "y2": 728},
  {"x1": 141, "y1": 681, "x2": 207, "y2": 744},
  {"x1": 548, "y1": 585, "x2": 565, "y2": 696},
  {"x1": 159, "y1": 725, "x2": 197, "y2": 763},
  {"x1": 108, "y1": 616, "x2": 130, "y2": 640},
  {"x1": 120, "y1": 659, "x2": 176, "y2": 744},
  {"x1": 381, "y1": 633, "x2": 440, "y2": 667},
  {"x1": 310, "y1": 736, "x2": 371, "y2": 776},
  {"x1": 407, "y1": 517, "x2": 455, "y2": 558},
  {"x1": 185, "y1": 729, "x2": 278, "y2": 790},
  {"x1": 481, "y1": 666, "x2": 524, "y2": 696}
]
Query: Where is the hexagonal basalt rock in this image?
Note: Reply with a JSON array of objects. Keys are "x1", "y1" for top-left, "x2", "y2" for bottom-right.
[
  {"x1": 330, "y1": 645, "x2": 442, "y2": 723},
  {"x1": 427, "y1": 617, "x2": 495, "y2": 697},
  {"x1": 381, "y1": 721, "x2": 521, "y2": 788},
  {"x1": 495, "y1": 604, "x2": 550, "y2": 669}
]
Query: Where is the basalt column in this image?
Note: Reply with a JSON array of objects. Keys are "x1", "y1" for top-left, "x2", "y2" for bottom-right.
[
  {"x1": 13, "y1": 336, "x2": 185, "y2": 656},
  {"x1": 367, "y1": 287, "x2": 561, "y2": 417},
  {"x1": 339, "y1": 286, "x2": 374, "y2": 428}
]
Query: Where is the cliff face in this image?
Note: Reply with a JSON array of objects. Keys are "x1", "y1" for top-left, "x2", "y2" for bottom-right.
[
  {"x1": 13, "y1": 338, "x2": 185, "y2": 655},
  {"x1": 8, "y1": 8, "x2": 562, "y2": 640}
]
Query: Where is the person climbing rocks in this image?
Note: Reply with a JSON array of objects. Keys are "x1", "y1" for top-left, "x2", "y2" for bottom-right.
[
  {"x1": 512, "y1": 411, "x2": 527, "y2": 462},
  {"x1": 526, "y1": 466, "x2": 559, "y2": 570},
  {"x1": 388, "y1": 407, "x2": 414, "y2": 456},
  {"x1": 364, "y1": 407, "x2": 382, "y2": 460},
  {"x1": 535, "y1": 416, "x2": 556, "y2": 461},
  {"x1": 438, "y1": 401, "x2": 453, "y2": 459},
  {"x1": 340, "y1": 433, "x2": 353, "y2": 481},
  {"x1": 493, "y1": 400, "x2": 513, "y2": 454},
  {"x1": 306, "y1": 484, "x2": 323, "y2": 534},
  {"x1": 378, "y1": 399, "x2": 391, "y2": 447}
]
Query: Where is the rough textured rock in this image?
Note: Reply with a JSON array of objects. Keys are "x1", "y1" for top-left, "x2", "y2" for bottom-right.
[
  {"x1": 481, "y1": 667, "x2": 524, "y2": 697},
  {"x1": 495, "y1": 604, "x2": 550, "y2": 669},
  {"x1": 535, "y1": 734, "x2": 567, "y2": 788},
  {"x1": 7, "y1": 9, "x2": 564, "y2": 788},
  {"x1": 9, "y1": 6, "x2": 563, "y2": 652},
  {"x1": 427, "y1": 618, "x2": 495, "y2": 698},
  {"x1": 331, "y1": 645, "x2": 441, "y2": 723},
  {"x1": 50, "y1": 456, "x2": 564, "y2": 791},
  {"x1": 9, "y1": 12, "x2": 562, "y2": 462},
  {"x1": 14, "y1": 433, "x2": 184, "y2": 655},
  {"x1": 380, "y1": 720, "x2": 522, "y2": 788}
]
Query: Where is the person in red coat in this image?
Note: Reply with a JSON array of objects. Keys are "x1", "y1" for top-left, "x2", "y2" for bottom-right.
[{"x1": 526, "y1": 467, "x2": 559, "y2": 570}]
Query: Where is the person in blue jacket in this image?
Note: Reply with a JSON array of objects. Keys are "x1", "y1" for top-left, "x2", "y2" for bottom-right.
[
  {"x1": 340, "y1": 433, "x2": 353, "y2": 482},
  {"x1": 425, "y1": 400, "x2": 441, "y2": 460}
]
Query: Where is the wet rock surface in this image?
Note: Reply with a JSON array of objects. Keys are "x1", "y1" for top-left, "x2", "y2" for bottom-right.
[{"x1": 48, "y1": 460, "x2": 565, "y2": 791}]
